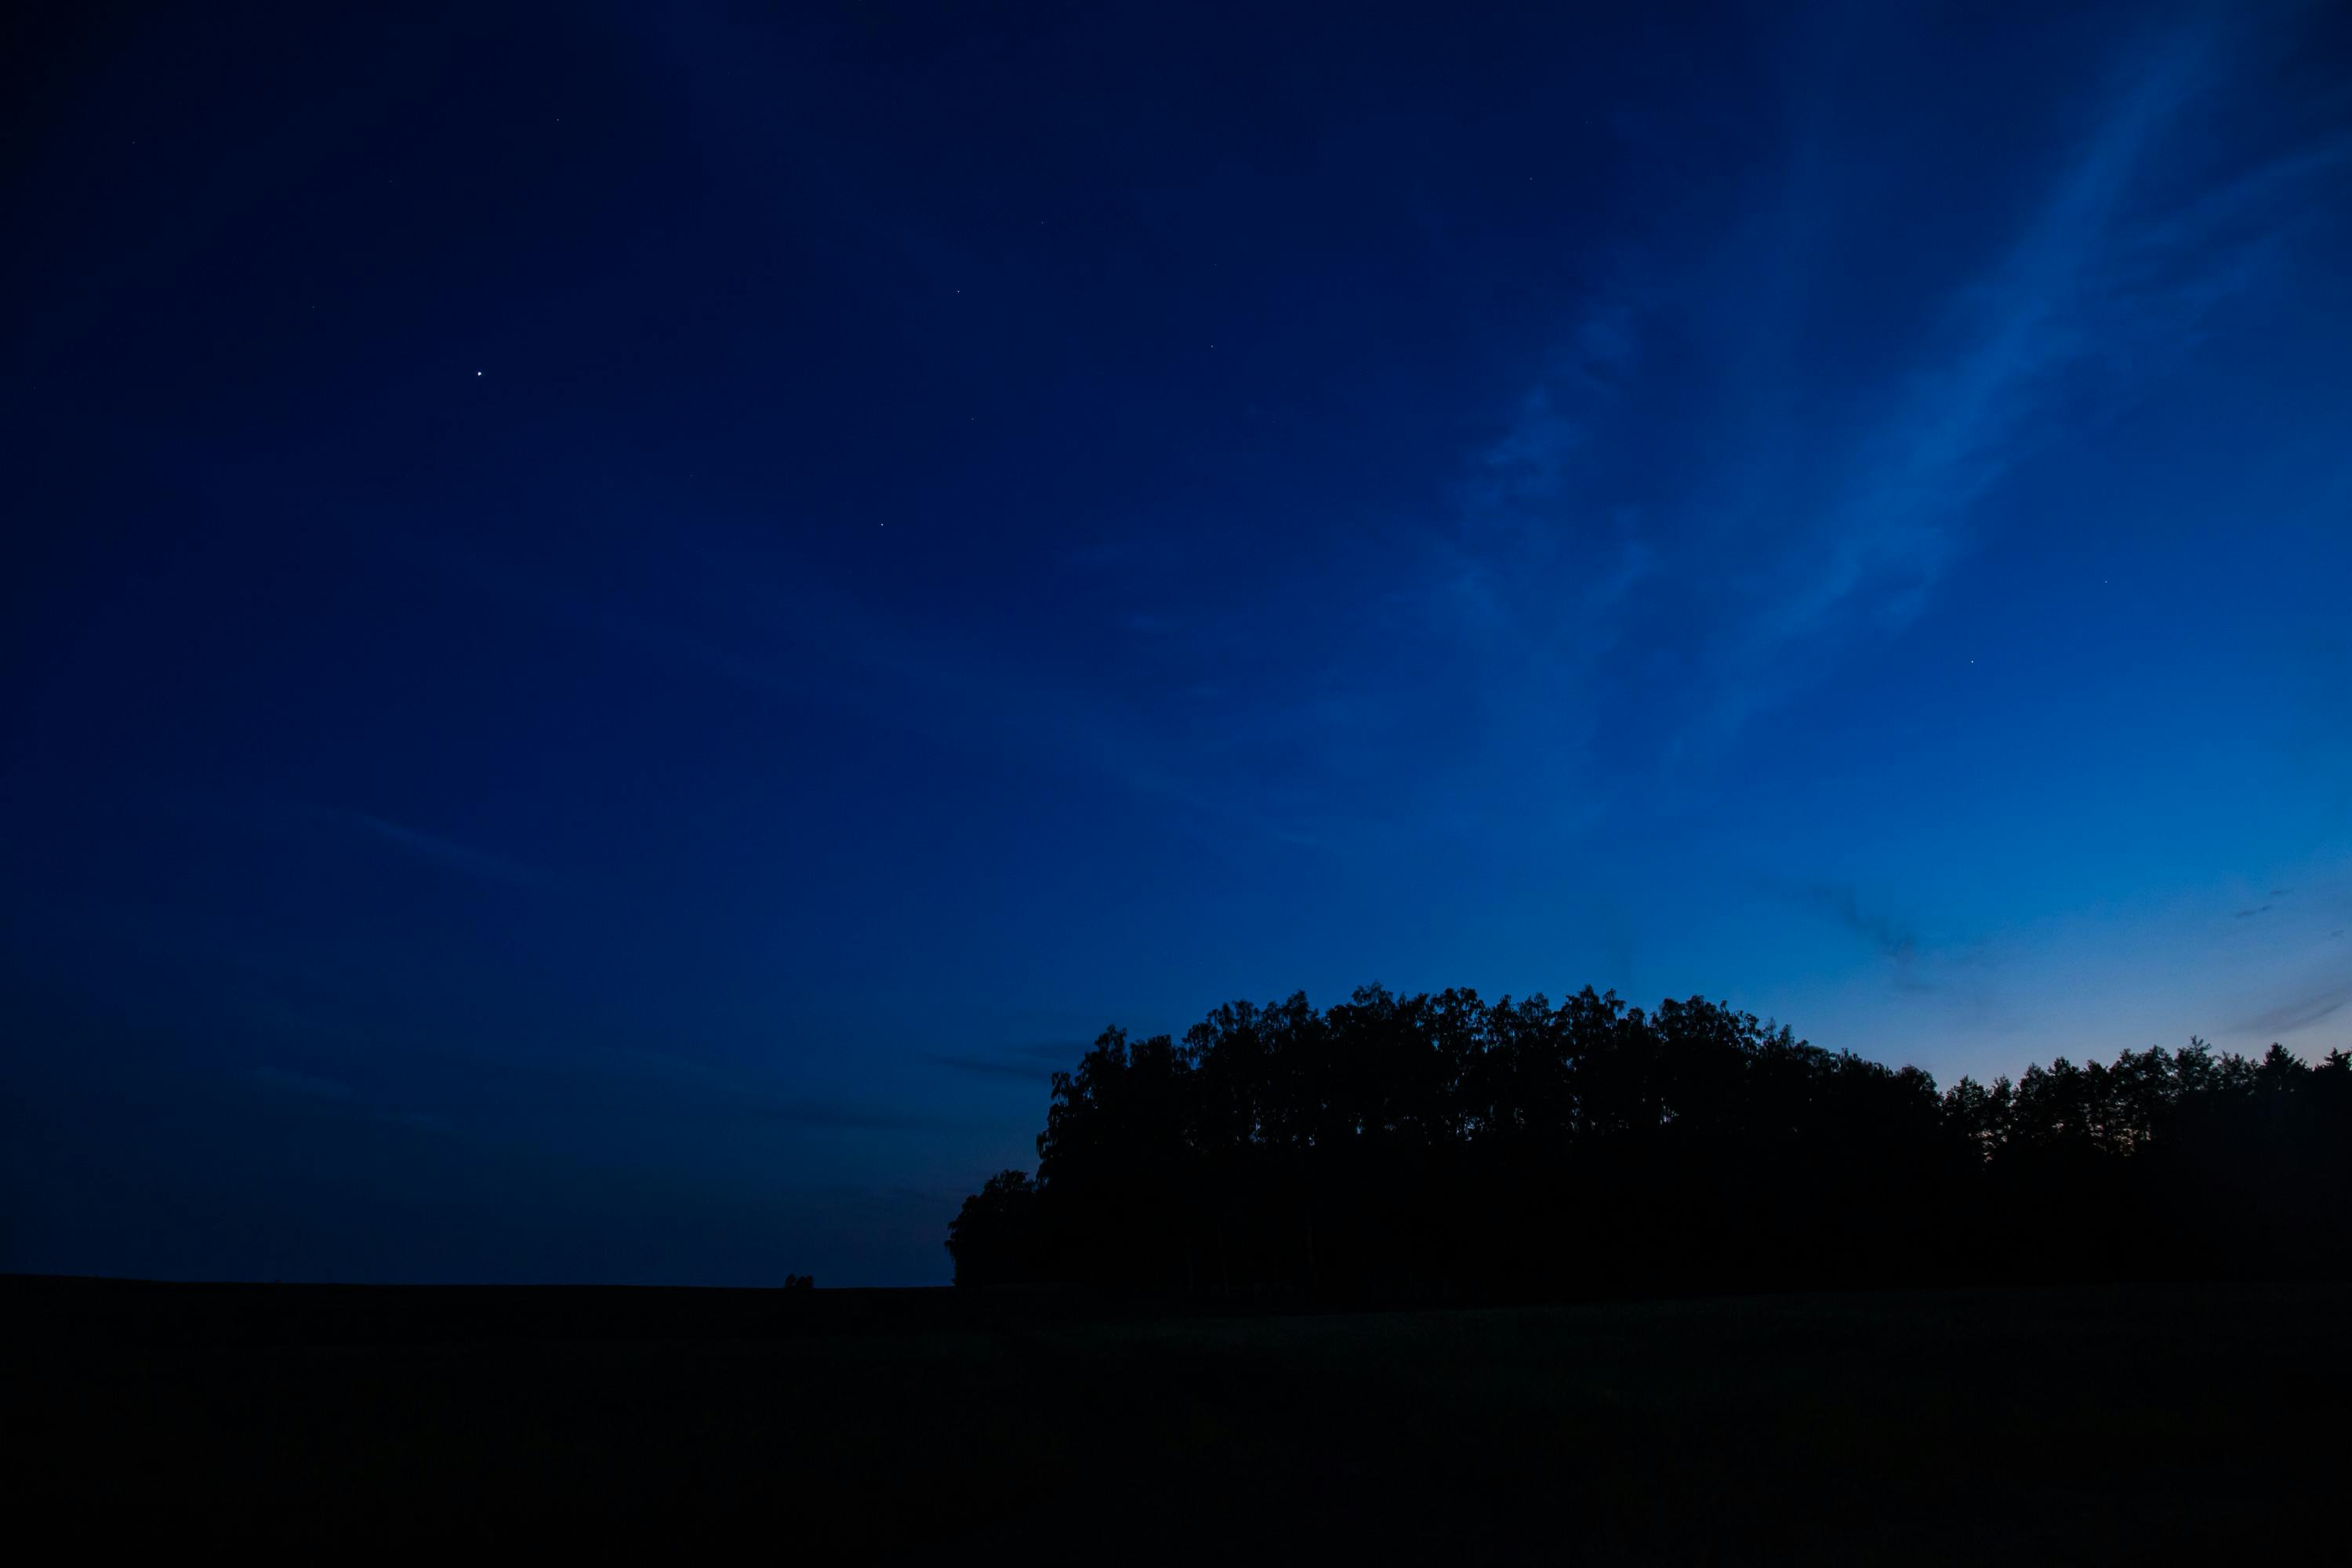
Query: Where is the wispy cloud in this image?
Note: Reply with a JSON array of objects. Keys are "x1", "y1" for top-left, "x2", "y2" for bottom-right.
[
  {"x1": 924, "y1": 1040, "x2": 1085, "y2": 1081},
  {"x1": 336, "y1": 13, "x2": 2339, "y2": 873},
  {"x1": 926, "y1": 1053, "x2": 1052, "y2": 1081},
  {"x1": 1802, "y1": 882, "x2": 1920, "y2": 962},
  {"x1": 309, "y1": 806, "x2": 537, "y2": 885},
  {"x1": 1653, "y1": 25, "x2": 2341, "y2": 753},
  {"x1": 1007, "y1": 1039, "x2": 1094, "y2": 1061},
  {"x1": 2236, "y1": 982, "x2": 2352, "y2": 1040},
  {"x1": 1455, "y1": 384, "x2": 1588, "y2": 529},
  {"x1": 1204, "y1": 20, "x2": 2327, "y2": 849},
  {"x1": 1687, "y1": 36, "x2": 2202, "y2": 736},
  {"x1": 368, "y1": 516, "x2": 1325, "y2": 855},
  {"x1": 1180, "y1": 295, "x2": 1662, "y2": 851}
]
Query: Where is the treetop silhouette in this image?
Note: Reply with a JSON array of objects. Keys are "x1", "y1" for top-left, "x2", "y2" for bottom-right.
[{"x1": 949, "y1": 985, "x2": 2350, "y2": 1298}]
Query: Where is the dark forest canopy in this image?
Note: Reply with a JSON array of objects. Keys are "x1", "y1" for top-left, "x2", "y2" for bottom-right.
[{"x1": 947, "y1": 987, "x2": 2351, "y2": 1298}]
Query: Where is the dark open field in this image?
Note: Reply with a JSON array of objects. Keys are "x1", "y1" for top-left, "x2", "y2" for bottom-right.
[{"x1": 7, "y1": 1277, "x2": 2346, "y2": 1561}]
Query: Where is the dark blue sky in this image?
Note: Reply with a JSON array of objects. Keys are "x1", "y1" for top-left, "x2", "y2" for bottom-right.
[{"x1": 5, "y1": 1, "x2": 2348, "y2": 1284}]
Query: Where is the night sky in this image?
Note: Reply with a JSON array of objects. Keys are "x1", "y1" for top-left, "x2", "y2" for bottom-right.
[{"x1": 5, "y1": 2, "x2": 2349, "y2": 1285}]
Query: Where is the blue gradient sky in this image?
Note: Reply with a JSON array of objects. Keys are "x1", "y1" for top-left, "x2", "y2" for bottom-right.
[{"x1": 5, "y1": 1, "x2": 2348, "y2": 1283}]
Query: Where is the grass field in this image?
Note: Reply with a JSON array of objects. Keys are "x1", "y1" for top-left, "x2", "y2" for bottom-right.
[{"x1": 8, "y1": 1277, "x2": 2345, "y2": 1560}]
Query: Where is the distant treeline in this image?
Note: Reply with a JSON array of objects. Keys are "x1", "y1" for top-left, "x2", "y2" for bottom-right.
[{"x1": 947, "y1": 987, "x2": 2351, "y2": 1298}]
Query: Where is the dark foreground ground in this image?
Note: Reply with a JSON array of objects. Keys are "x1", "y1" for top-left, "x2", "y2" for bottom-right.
[{"x1": 6, "y1": 1277, "x2": 2346, "y2": 1561}]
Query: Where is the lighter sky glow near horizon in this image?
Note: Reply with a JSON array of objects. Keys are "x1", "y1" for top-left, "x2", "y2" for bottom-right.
[{"x1": 4, "y1": 0, "x2": 2349, "y2": 1283}]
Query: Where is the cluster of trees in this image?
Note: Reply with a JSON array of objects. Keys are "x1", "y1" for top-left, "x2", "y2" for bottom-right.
[{"x1": 947, "y1": 986, "x2": 2351, "y2": 1298}]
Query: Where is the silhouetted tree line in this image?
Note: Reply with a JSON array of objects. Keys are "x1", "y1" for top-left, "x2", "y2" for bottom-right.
[{"x1": 947, "y1": 987, "x2": 2352, "y2": 1299}]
